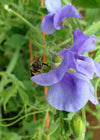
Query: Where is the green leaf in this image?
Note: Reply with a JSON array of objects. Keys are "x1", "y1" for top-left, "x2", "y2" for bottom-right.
[
  {"x1": 3, "y1": 86, "x2": 17, "y2": 111},
  {"x1": 7, "y1": 48, "x2": 20, "y2": 73},
  {"x1": 84, "y1": 21, "x2": 100, "y2": 35},
  {"x1": 23, "y1": 120, "x2": 35, "y2": 135},
  {"x1": 96, "y1": 0, "x2": 100, "y2": 6},
  {"x1": 0, "y1": 0, "x2": 9, "y2": 5},
  {"x1": 5, "y1": 132, "x2": 21, "y2": 140},
  {"x1": 62, "y1": 0, "x2": 71, "y2": 5},
  {"x1": 27, "y1": 0, "x2": 39, "y2": 10},
  {"x1": 38, "y1": 7, "x2": 48, "y2": 15},
  {"x1": 86, "y1": 8, "x2": 100, "y2": 23},
  {"x1": 18, "y1": 88, "x2": 29, "y2": 104},
  {"x1": 85, "y1": 131, "x2": 93, "y2": 139},
  {"x1": 93, "y1": 49, "x2": 100, "y2": 61},
  {"x1": 5, "y1": 34, "x2": 26, "y2": 48},
  {"x1": 0, "y1": 33, "x2": 7, "y2": 43},
  {"x1": 74, "y1": 0, "x2": 99, "y2": 8},
  {"x1": 0, "y1": 77, "x2": 12, "y2": 94}
]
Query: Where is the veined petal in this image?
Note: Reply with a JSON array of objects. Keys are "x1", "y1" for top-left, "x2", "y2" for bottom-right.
[
  {"x1": 54, "y1": 4, "x2": 82, "y2": 30},
  {"x1": 75, "y1": 56, "x2": 95, "y2": 79},
  {"x1": 45, "y1": 0, "x2": 61, "y2": 13},
  {"x1": 31, "y1": 51, "x2": 75, "y2": 86},
  {"x1": 46, "y1": 72, "x2": 90, "y2": 112},
  {"x1": 41, "y1": 14, "x2": 55, "y2": 34},
  {"x1": 94, "y1": 60, "x2": 100, "y2": 78},
  {"x1": 70, "y1": 29, "x2": 97, "y2": 55}
]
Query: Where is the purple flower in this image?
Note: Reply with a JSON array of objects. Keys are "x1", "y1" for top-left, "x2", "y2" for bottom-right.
[
  {"x1": 41, "y1": 0, "x2": 82, "y2": 34},
  {"x1": 57, "y1": 29, "x2": 100, "y2": 79},
  {"x1": 31, "y1": 29, "x2": 100, "y2": 112}
]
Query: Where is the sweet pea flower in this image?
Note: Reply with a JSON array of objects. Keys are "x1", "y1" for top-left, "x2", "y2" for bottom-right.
[
  {"x1": 57, "y1": 29, "x2": 100, "y2": 79},
  {"x1": 31, "y1": 29, "x2": 100, "y2": 112},
  {"x1": 41, "y1": 0, "x2": 82, "y2": 34}
]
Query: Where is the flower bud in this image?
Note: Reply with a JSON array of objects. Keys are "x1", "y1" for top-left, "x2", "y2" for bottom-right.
[
  {"x1": 51, "y1": 55, "x2": 62, "y2": 69},
  {"x1": 52, "y1": 55, "x2": 62, "y2": 63},
  {"x1": 71, "y1": 115, "x2": 85, "y2": 139},
  {"x1": 4, "y1": 5, "x2": 9, "y2": 10}
]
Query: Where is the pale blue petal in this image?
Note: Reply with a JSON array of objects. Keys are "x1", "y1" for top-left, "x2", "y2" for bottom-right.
[
  {"x1": 46, "y1": 72, "x2": 90, "y2": 112},
  {"x1": 56, "y1": 48, "x2": 68, "y2": 59},
  {"x1": 76, "y1": 56, "x2": 95, "y2": 79},
  {"x1": 45, "y1": 0, "x2": 61, "y2": 13},
  {"x1": 41, "y1": 14, "x2": 55, "y2": 34},
  {"x1": 71, "y1": 29, "x2": 97, "y2": 55},
  {"x1": 89, "y1": 83, "x2": 98, "y2": 105},
  {"x1": 54, "y1": 4, "x2": 82, "y2": 29},
  {"x1": 94, "y1": 61, "x2": 100, "y2": 78}
]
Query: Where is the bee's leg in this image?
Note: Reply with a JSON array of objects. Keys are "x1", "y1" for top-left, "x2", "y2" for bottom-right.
[
  {"x1": 42, "y1": 63, "x2": 51, "y2": 67},
  {"x1": 43, "y1": 68, "x2": 48, "y2": 72}
]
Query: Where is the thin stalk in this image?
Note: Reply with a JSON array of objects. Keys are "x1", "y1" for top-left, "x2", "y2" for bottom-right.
[
  {"x1": 4, "y1": 6, "x2": 43, "y2": 41},
  {"x1": 81, "y1": 107, "x2": 86, "y2": 126},
  {"x1": 0, "y1": 110, "x2": 45, "y2": 127}
]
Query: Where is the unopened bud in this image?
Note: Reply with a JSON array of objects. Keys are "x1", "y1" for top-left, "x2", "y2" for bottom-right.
[
  {"x1": 52, "y1": 55, "x2": 62, "y2": 63},
  {"x1": 51, "y1": 55, "x2": 62, "y2": 69},
  {"x1": 4, "y1": 5, "x2": 9, "y2": 10},
  {"x1": 71, "y1": 115, "x2": 85, "y2": 139},
  {"x1": 4, "y1": 5, "x2": 11, "y2": 12}
]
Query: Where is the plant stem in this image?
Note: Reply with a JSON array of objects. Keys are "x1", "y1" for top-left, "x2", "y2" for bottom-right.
[
  {"x1": 81, "y1": 107, "x2": 86, "y2": 126},
  {"x1": 4, "y1": 6, "x2": 43, "y2": 41}
]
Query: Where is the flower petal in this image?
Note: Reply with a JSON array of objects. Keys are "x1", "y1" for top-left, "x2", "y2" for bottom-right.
[
  {"x1": 56, "y1": 48, "x2": 68, "y2": 59},
  {"x1": 54, "y1": 4, "x2": 82, "y2": 30},
  {"x1": 31, "y1": 51, "x2": 75, "y2": 86},
  {"x1": 75, "y1": 56, "x2": 95, "y2": 79},
  {"x1": 41, "y1": 14, "x2": 55, "y2": 34},
  {"x1": 94, "y1": 61, "x2": 100, "y2": 78},
  {"x1": 70, "y1": 29, "x2": 97, "y2": 55},
  {"x1": 45, "y1": 0, "x2": 61, "y2": 13},
  {"x1": 89, "y1": 83, "x2": 98, "y2": 105},
  {"x1": 46, "y1": 72, "x2": 90, "y2": 112}
]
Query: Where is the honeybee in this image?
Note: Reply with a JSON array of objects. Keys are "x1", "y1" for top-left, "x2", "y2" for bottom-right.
[{"x1": 30, "y1": 59, "x2": 50, "y2": 77}]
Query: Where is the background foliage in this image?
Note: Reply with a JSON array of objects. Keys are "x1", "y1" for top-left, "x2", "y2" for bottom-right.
[{"x1": 0, "y1": 0, "x2": 100, "y2": 139}]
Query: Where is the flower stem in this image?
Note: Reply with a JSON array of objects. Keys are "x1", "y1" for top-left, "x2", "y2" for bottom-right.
[
  {"x1": 59, "y1": 111, "x2": 63, "y2": 136},
  {"x1": 4, "y1": 5, "x2": 43, "y2": 41},
  {"x1": 81, "y1": 107, "x2": 86, "y2": 126}
]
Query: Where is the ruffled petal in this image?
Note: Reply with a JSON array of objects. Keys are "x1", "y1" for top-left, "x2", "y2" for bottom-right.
[
  {"x1": 94, "y1": 61, "x2": 100, "y2": 78},
  {"x1": 56, "y1": 48, "x2": 68, "y2": 59},
  {"x1": 46, "y1": 72, "x2": 90, "y2": 112},
  {"x1": 45, "y1": 0, "x2": 61, "y2": 13},
  {"x1": 75, "y1": 56, "x2": 95, "y2": 79},
  {"x1": 70, "y1": 29, "x2": 97, "y2": 55},
  {"x1": 41, "y1": 14, "x2": 55, "y2": 34},
  {"x1": 89, "y1": 83, "x2": 98, "y2": 105},
  {"x1": 31, "y1": 51, "x2": 75, "y2": 86},
  {"x1": 54, "y1": 4, "x2": 82, "y2": 30},
  {"x1": 57, "y1": 49, "x2": 76, "y2": 69}
]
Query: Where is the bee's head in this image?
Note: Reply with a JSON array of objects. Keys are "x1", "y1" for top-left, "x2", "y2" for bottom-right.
[
  {"x1": 32, "y1": 60, "x2": 42, "y2": 69},
  {"x1": 37, "y1": 60, "x2": 42, "y2": 68}
]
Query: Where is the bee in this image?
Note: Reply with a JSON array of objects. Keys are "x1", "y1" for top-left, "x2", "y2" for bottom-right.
[{"x1": 30, "y1": 58, "x2": 50, "y2": 77}]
